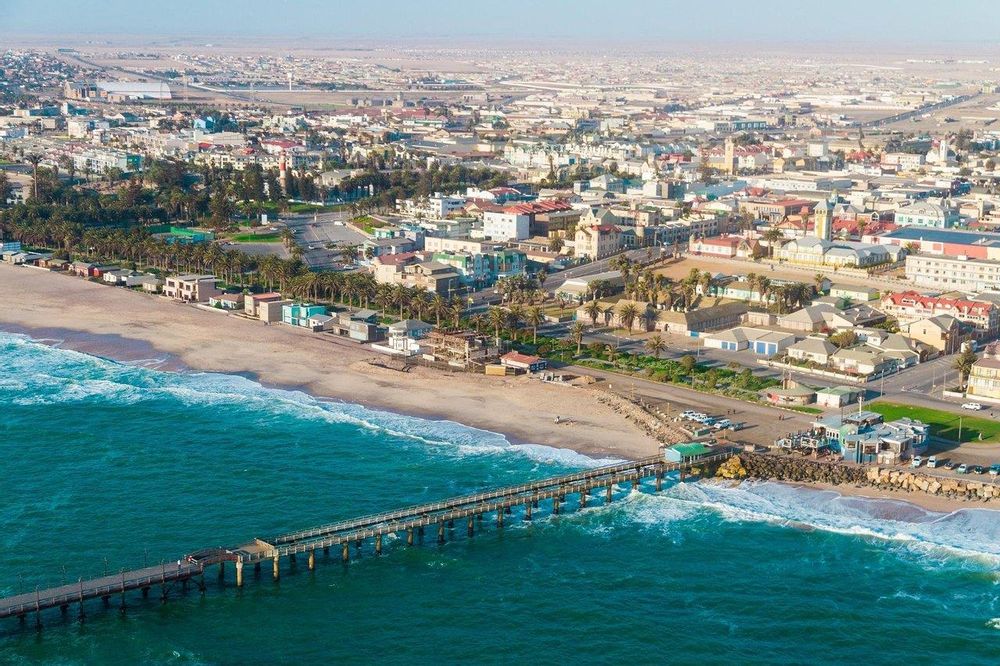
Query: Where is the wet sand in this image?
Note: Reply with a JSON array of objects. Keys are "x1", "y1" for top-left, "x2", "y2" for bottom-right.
[{"x1": 0, "y1": 264, "x2": 655, "y2": 459}]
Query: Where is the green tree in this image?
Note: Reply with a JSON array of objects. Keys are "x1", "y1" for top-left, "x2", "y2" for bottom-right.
[
  {"x1": 679, "y1": 354, "x2": 697, "y2": 375},
  {"x1": 570, "y1": 321, "x2": 586, "y2": 355},
  {"x1": 954, "y1": 347, "x2": 978, "y2": 388},
  {"x1": 645, "y1": 334, "x2": 666, "y2": 359},
  {"x1": 526, "y1": 306, "x2": 545, "y2": 344},
  {"x1": 617, "y1": 302, "x2": 640, "y2": 333}
]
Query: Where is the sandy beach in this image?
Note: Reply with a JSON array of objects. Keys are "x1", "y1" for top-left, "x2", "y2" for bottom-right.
[
  {"x1": 3, "y1": 263, "x2": 995, "y2": 516},
  {"x1": 0, "y1": 263, "x2": 657, "y2": 460}
]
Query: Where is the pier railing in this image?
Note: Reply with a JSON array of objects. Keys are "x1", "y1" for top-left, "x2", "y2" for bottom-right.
[{"x1": 0, "y1": 448, "x2": 736, "y2": 626}]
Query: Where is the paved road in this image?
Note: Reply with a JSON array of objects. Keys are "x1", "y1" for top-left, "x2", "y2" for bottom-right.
[
  {"x1": 284, "y1": 212, "x2": 367, "y2": 270},
  {"x1": 549, "y1": 248, "x2": 657, "y2": 284}
]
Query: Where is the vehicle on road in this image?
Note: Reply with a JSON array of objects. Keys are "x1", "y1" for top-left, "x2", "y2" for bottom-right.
[
  {"x1": 712, "y1": 419, "x2": 732, "y2": 430},
  {"x1": 911, "y1": 456, "x2": 923, "y2": 468},
  {"x1": 990, "y1": 464, "x2": 1000, "y2": 478},
  {"x1": 943, "y1": 461, "x2": 957, "y2": 470},
  {"x1": 926, "y1": 456, "x2": 938, "y2": 469},
  {"x1": 957, "y1": 463, "x2": 969, "y2": 474},
  {"x1": 972, "y1": 465, "x2": 985, "y2": 475},
  {"x1": 962, "y1": 402, "x2": 984, "y2": 410}
]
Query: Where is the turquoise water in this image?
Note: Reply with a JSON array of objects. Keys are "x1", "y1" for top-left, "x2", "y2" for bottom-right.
[{"x1": 0, "y1": 331, "x2": 998, "y2": 664}]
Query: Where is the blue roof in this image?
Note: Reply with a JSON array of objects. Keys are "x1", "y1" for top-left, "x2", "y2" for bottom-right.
[{"x1": 882, "y1": 227, "x2": 1000, "y2": 246}]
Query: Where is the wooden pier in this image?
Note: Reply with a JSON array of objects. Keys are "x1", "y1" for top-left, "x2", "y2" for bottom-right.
[{"x1": 0, "y1": 449, "x2": 733, "y2": 627}]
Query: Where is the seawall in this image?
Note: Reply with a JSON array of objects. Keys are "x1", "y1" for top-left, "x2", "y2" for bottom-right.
[{"x1": 717, "y1": 453, "x2": 999, "y2": 503}]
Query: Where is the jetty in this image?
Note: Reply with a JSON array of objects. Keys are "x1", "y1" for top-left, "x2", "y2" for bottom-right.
[{"x1": 0, "y1": 449, "x2": 733, "y2": 628}]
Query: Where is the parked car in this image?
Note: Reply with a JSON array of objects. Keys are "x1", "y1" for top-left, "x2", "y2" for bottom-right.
[
  {"x1": 962, "y1": 402, "x2": 984, "y2": 410},
  {"x1": 712, "y1": 419, "x2": 732, "y2": 430},
  {"x1": 973, "y1": 465, "x2": 986, "y2": 475},
  {"x1": 911, "y1": 456, "x2": 923, "y2": 468},
  {"x1": 926, "y1": 456, "x2": 938, "y2": 469},
  {"x1": 943, "y1": 461, "x2": 957, "y2": 470},
  {"x1": 957, "y1": 463, "x2": 969, "y2": 474},
  {"x1": 990, "y1": 464, "x2": 1000, "y2": 478}
]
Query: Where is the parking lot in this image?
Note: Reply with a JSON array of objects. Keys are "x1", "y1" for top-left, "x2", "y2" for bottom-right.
[{"x1": 284, "y1": 211, "x2": 368, "y2": 269}]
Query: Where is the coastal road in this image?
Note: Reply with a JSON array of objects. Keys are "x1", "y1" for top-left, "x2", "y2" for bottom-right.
[
  {"x1": 538, "y1": 321, "x2": 842, "y2": 389},
  {"x1": 562, "y1": 362, "x2": 815, "y2": 448}
]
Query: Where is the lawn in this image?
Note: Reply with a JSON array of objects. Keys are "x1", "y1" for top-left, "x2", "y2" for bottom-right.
[
  {"x1": 868, "y1": 402, "x2": 1000, "y2": 444},
  {"x1": 231, "y1": 232, "x2": 282, "y2": 243}
]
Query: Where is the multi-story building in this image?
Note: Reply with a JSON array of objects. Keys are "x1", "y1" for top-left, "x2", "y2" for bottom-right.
[
  {"x1": 482, "y1": 210, "x2": 530, "y2": 241},
  {"x1": 880, "y1": 291, "x2": 999, "y2": 340},
  {"x1": 575, "y1": 224, "x2": 623, "y2": 259},
  {"x1": 966, "y1": 342, "x2": 1000, "y2": 404},
  {"x1": 774, "y1": 237, "x2": 893, "y2": 268},
  {"x1": 164, "y1": 274, "x2": 221, "y2": 302},
  {"x1": 905, "y1": 255, "x2": 1000, "y2": 292},
  {"x1": 893, "y1": 201, "x2": 959, "y2": 229}
]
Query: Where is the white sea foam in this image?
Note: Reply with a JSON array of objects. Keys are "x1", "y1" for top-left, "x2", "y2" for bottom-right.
[
  {"x1": 653, "y1": 480, "x2": 1000, "y2": 565},
  {"x1": 1, "y1": 331, "x2": 620, "y2": 469}
]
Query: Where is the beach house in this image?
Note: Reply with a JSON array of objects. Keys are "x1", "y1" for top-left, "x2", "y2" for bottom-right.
[
  {"x1": 164, "y1": 274, "x2": 222, "y2": 302},
  {"x1": 282, "y1": 303, "x2": 327, "y2": 328}
]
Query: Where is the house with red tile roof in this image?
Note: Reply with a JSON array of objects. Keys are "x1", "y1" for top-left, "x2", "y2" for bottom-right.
[{"x1": 880, "y1": 291, "x2": 999, "y2": 340}]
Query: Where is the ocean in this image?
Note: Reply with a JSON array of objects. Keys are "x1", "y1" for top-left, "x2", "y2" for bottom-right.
[{"x1": 0, "y1": 331, "x2": 998, "y2": 664}]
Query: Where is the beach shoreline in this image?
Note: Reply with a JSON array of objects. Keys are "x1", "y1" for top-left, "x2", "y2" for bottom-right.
[
  {"x1": 0, "y1": 263, "x2": 657, "y2": 459},
  {"x1": 3, "y1": 264, "x2": 996, "y2": 517}
]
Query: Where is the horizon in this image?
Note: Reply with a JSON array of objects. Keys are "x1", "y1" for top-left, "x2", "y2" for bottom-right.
[{"x1": 5, "y1": 0, "x2": 1000, "y2": 46}]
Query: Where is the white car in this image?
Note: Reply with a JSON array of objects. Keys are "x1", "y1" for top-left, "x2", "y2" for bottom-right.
[
  {"x1": 926, "y1": 456, "x2": 938, "y2": 469},
  {"x1": 911, "y1": 456, "x2": 923, "y2": 468},
  {"x1": 962, "y1": 402, "x2": 984, "y2": 410}
]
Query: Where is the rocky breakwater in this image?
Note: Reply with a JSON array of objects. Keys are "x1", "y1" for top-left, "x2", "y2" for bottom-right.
[
  {"x1": 716, "y1": 452, "x2": 867, "y2": 485},
  {"x1": 715, "y1": 453, "x2": 997, "y2": 504},
  {"x1": 865, "y1": 467, "x2": 999, "y2": 502}
]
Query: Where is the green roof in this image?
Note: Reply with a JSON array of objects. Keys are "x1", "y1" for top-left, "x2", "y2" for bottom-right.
[{"x1": 667, "y1": 443, "x2": 713, "y2": 457}]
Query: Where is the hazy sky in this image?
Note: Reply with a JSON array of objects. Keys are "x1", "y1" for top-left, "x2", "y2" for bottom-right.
[{"x1": 5, "y1": 0, "x2": 1000, "y2": 43}]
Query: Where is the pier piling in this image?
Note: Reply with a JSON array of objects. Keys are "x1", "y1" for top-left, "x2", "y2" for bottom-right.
[{"x1": 0, "y1": 451, "x2": 734, "y2": 630}]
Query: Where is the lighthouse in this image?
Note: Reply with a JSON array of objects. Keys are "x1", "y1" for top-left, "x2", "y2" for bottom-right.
[{"x1": 279, "y1": 152, "x2": 288, "y2": 195}]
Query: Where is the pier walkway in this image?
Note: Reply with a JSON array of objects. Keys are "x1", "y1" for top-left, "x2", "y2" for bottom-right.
[{"x1": 0, "y1": 449, "x2": 734, "y2": 626}]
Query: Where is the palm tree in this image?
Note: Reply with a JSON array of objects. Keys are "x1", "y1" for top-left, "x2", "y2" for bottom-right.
[
  {"x1": 954, "y1": 347, "x2": 978, "y2": 388},
  {"x1": 526, "y1": 306, "x2": 545, "y2": 345},
  {"x1": 645, "y1": 334, "x2": 666, "y2": 358},
  {"x1": 429, "y1": 293, "x2": 447, "y2": 328},
  {"x1": 617, "y1": 302, "x2": 640, "y2": 334},
  {"x1": 584, "y1": 299, "x2": 603, "y2": 327},
  {"x1": 487, "y1": 306, "x2": 510, "y2": 347},
  {"x1": 508, "y1": 305, "x2": 525, "y2": 341},
  {"x1": 25, "y1": 153, "x2": 42, "y2": 200},
  {"x1": 762, "y1": 227, "x2": 784, "y2": 258},
  {"x1": 605, "y1": 344, "x2": 618, "y2": 367},
  {"x1": 813, "y1": 273, "x2": 828, "y2": 294},
  {"x1": 639, "y1": 308, "x2": 659, "y2": 332},
  {"x1": 570, "y1": 321, "x2": 586, "y2": 355}
]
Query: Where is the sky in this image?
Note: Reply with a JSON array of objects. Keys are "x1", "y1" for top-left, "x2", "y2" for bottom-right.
[{"x1": 4, "y1": 0, "x2": 1000, "y2": 44}]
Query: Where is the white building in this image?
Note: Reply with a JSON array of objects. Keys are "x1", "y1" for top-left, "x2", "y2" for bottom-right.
[
  {"x1": 905, "y1": 255, "x2": 1000, "y2": 292},
  {"x1": 482, "y1": 211, "x2": 530, "y2": 241},
  {"x1": 894, "y1": 201, "x2": 959, "y2": 229}
]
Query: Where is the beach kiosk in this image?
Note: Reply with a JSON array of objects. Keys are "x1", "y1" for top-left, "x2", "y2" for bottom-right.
[{"x1": 662, "y1": 442, "x2": 713, "y2": 464}]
